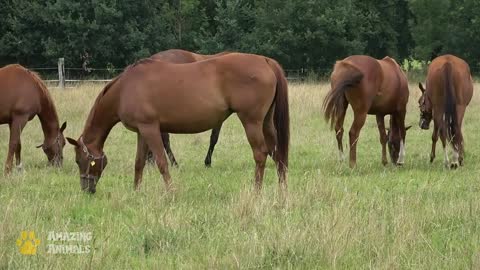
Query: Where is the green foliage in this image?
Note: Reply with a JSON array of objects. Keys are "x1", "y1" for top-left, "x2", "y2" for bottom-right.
[{"x1": 1, "y1": 0, "x2": 480, "y2": 72}]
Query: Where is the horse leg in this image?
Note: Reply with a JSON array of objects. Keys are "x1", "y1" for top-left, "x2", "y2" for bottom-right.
[
  {"x1": 438, "y1": 121, "x2": 450, "y2": 168},
  {"x1": 456, "y1": 106, "x2": 466, "y2": 166},
  {"x1": 376, "y1": 115, "x2": 388, "y2": 165},
  {"x1": 14, "y1": 134, "x2": 22, "y2": 169},
  {"x1": 204, "y1": 124, "x2": 223, "y2": 167},
  {"x1": 4, "y1": 115, "x2": 28, "y2": 175},
  {"x1": 430, "y1": 122, "x2": 438, "y2": 163},
  {"x1": 263, "y1": 109, "x2": 286, "y2": 190},
  {"x1": 239, "y1": 115, "x2": 269, "y2": 190},
  {"x1": 161, "y1": 132, "x2": 178, "y2": 167},
  {"x1": 8, "y1": 122, "x2": 24, "y2": 170},
  {"x1": 138, "y1": 124, "x2": 172, "y2": 190},
  {"x1": 146, "y1": 149, "x2": 155, "y2": 164},
  {"x1": 335, "y1": 102, "x2": 348, "y2": 161},
  {"x1": 348, "y1": 111, "x2": 367, "y2": 168},
  {"x1": 395, "y1": 111, "x2": 407, "y2": 165},
  {"x1": 134, "y1": 133, "x2": 149, "y2": 190}
]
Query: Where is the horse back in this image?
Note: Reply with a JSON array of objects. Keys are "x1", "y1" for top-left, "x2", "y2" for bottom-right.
[
  {"x1": 337, "y1": 55, "x2": 407, "y2": 114},
  {"x1": 115, "y1": 53, "x2": 276, "y2": 133},
  {"x1": 0, "y1": 64, "x2": 43, "y2": 123},
  {"x1": 377, "y1": 57, "x2": 409, "y2": 108},
  {"x1": 150, "y1": 49, "x2": 199, "y2": 63},
  {"x1": 427, "y1": 55, "x2": 473, "y2": 106}
]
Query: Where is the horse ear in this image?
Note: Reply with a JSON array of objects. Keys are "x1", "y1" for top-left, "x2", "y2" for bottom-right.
[
  {"x1": 418, "y1": 83, "x2": 426, "y2": 93},
  {"x1": 60, "y1": 122, "x2": 67, "y2": 132},
  {"x1": 406, "y1": 125, "x2": 412, "y2": 131},
  {"x1": 66, "y1": 137, "x2": 79, "y2": 147}
]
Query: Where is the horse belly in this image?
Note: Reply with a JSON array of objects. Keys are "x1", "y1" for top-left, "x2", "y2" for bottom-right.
[
  {"x1": 159, "y1": 109, "x2": 230, "y2": 134},
  {"x1": 0, "y1": 114, "x2": 10, "y2": 124}
]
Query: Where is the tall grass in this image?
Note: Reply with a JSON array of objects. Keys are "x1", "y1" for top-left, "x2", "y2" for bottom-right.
[{"x1": 0, "y1": 82, "x2": 479, "y2": 269}]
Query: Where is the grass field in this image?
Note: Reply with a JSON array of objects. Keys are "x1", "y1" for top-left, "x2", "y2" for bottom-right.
[{"x1": 1, "y1": 82, "x2": 480, "y2": 269}]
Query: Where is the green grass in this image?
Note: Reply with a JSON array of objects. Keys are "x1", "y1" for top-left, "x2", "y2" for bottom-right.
[{"x1": 1, "y1": 82, "x2": 480, "y2": 269}]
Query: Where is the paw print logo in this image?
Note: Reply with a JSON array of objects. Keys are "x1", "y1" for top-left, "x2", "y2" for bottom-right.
[{"x1": 16, "y1": 231, "x2": 40, "y2": 255}]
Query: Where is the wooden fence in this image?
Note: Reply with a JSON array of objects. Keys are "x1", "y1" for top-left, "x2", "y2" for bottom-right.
[{"x1": 30, "y1": 58, "x2": 314, "y2": 89}]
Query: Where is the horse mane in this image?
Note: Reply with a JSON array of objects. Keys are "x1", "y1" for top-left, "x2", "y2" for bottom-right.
[
  {"x1": 83, "y1": 58, "x2": 156, "y2": 134},
  {"x1": 97, "y1": 57, "x2": 156, "y2": 98},
  {"x1": 23, "y1": 67, "x2": 60, "y2": 121}
]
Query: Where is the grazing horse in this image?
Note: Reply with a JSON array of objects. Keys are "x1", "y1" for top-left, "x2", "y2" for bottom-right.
[
  {"x1": 323, "y1": 55, "x2": 410, "y2": 168},
  {"x1": 418, "y1": 54, "x2": 473, "y2": 168},
  {"x1": 0, "y1": 64, "x2": 67, "y2": 174},
  {"x1": 148, "y1": 49, "x2": 231, "y2": 167},
  {"x1": 66, "y1": 53, "x2": 289, "y2": 194}
]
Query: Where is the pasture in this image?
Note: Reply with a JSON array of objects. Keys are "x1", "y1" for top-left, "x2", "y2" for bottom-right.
[{"x1": 1, "y1": 82, "x2": 480, "y2": 269}]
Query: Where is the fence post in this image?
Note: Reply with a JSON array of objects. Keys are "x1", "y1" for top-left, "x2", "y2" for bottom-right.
[{"x1": 58, "y1": 58, "x2": 65, "y2": 89}]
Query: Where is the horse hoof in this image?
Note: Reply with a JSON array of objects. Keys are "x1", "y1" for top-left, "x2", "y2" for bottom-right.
[
  {"x1": 450, "y1": 162, "x2": 459, "y2": 169},
  {"x1": 396, "y1": 162, "x2": 404, "y2": 166},
  {"x1": 16, "y1": 163, "x2": 24, "y2": 172}
]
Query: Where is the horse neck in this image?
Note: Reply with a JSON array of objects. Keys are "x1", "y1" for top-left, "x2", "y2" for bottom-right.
[
  {"x1": 82, "y1": 93, "x2": 120, "y2": 154},
  {"x1": 38, "y1": 94, "x2": 60, "y2": 143}
]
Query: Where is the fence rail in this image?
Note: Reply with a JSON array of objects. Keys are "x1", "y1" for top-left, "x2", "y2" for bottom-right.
[
  {"x1": 30, "y1": 58, "x2": 317, "y2": 88},
  {"x1": 33, "y1": 57, "x2": 480, "y2": 88}
]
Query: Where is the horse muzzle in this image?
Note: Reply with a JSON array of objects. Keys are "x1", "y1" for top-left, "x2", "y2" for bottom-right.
[
  {"x1": 80, "y1": 176, "x2": 97, "y2": 194},
  {"x1": 419, "y1": 120, "x2": 430, "y2": 130}
]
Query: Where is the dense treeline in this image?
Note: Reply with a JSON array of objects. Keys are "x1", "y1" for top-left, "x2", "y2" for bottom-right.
[{"x1": 0, "y1": 0, "x2": 479, "y2": 73}]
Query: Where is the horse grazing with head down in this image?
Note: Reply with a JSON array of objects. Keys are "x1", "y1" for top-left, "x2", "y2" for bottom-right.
[
  {"x1": 418, "y1": 55, "x2": 473, "y2": 168},
  {"x1": 148, "y1": 49, "x2": 231, "y2": 167},
  {"x1": 323, "y1": 55, "x2": 410, "y2": 168},
  {"x1": 66, "y1": 53, "x2": 289, "y2": 194},
  {"x1": 0, "y1": 64, "x2": 67, "y2": 174}
]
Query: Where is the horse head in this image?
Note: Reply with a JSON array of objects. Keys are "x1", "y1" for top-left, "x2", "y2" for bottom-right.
[
  {"x1": 387, "y1": 123, "x2": 411, "y2": 165},
  {"x1": 66, "y1": 136, "x2": 108, "y2": 193},
  {"x1": 418, "y1": 83, "x2": 433, "y2": 130},
  {"x1": 37, "y1": 122, "x2": 67, "y2": 166}
]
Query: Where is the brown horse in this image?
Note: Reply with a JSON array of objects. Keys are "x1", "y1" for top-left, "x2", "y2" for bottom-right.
[
  {"x1": 418, "y1": 54, "x2": 473, "y2": 168},
  {"x1": 0, "y1": 64, "x2": 67, "y2": 174},
  {"x1": 66, "y1": 53, "x2": 289, "y2": 193},
  {"x1": 148, "y1": 49, "x2": 231, "y2": 167},
  {"x1": 323, "y1": 55, "x2": 410, "y2": 168}
]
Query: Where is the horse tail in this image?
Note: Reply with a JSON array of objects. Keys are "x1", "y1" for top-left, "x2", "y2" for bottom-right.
[
  {"x1": 265, "y1": 58, "x2": 290, "y2": 172},
  {"x1": 443, "y1": 62, "x2": 457, "y2": 142},
  {"x1": 322, "y1": 61, "x2": 364, "y2": 130}
]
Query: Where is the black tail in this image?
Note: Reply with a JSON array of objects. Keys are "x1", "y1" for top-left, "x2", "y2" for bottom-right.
[
  {"x1": 265, "y1": 58, "x2": 290, "y2": 173},
  {"x1": 322, "y1": 61, "x2": 364, "y2": 129},
  {"x1": 443, "y1": 62, "x2": 457, "y2": 142}
]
